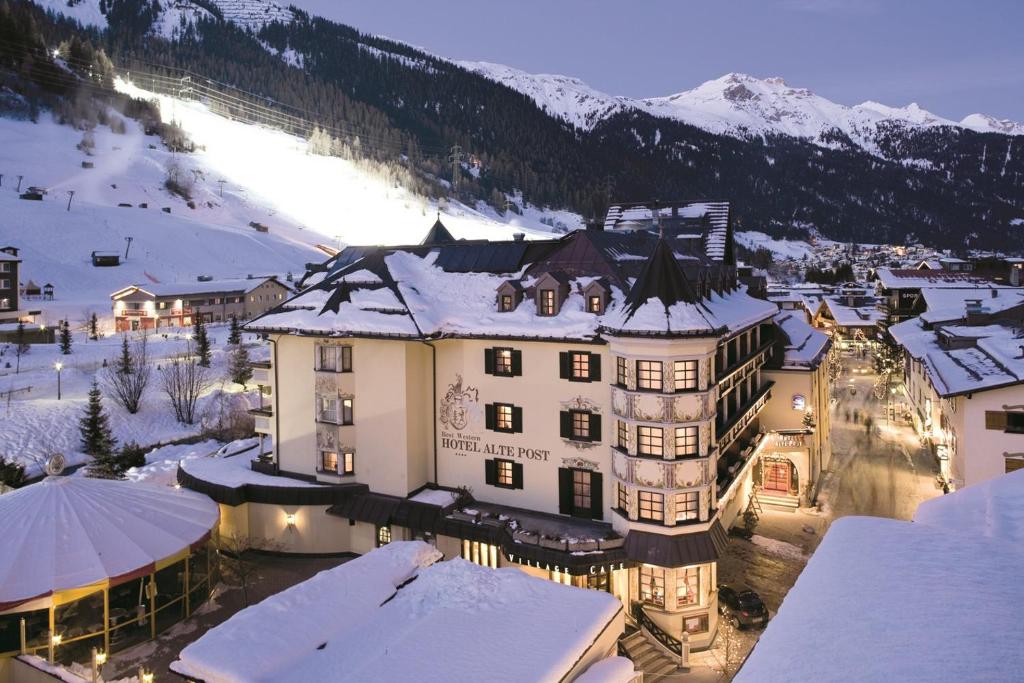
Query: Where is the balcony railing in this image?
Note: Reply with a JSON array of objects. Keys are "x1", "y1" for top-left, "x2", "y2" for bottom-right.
[{"x1": 716, "y1": 381, "x2": 773, "y2": 451}]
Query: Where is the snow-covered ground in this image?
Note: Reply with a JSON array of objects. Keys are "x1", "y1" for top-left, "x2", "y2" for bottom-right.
[
  {"x1": 0, "y1": 327, "x2": 259, "y2": 474},
  {"x1": 735, "y1": 230, "x2": 815, "y2": 261}
]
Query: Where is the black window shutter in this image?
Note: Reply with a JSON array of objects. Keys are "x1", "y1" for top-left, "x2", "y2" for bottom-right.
[
  {"x1": 512, "y1": 406, "x2": 523, "y2": 433},
  {"x1": 558, "y1": 468, "x2": 573, "y2": 515},
  {"x1": 484, "y1": 459, "x2": 496, "y2": 486},
  {"x1": 512, "y1": 462, "x2": 524, "y2": 489},
  {"x1": 511, "y1": 350, "x2": 523, "y2": 376},
  {"x1": 484, "y1": 348, "x2": 495, "y2": 375},
  {"x1": 559, "y1": 352, "x2": 570, "y2": 379},
  {"x1": 590, "y1": 471, "x2": 604, "y2": 520},
  {"x1": 589, "y1": 353, "x2": 601, "y2": 382},
  {"x1": 485, "y1": 403, "x2": 496, "y2": 430},
  {"x1": 559, "y1": 411, "x2": 572, "y2": 438},
  {"x1": 589, "y1": 413, "x2": 602, "y2": 442}
]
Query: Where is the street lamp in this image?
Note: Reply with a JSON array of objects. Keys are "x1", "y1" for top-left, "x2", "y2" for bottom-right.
[{"x1": 54, "y1": 362, "x2": 63, "y2": 400}]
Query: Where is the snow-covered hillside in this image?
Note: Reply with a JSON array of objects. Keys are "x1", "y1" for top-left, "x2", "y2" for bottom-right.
[{"x1": 462, "y1": 64, "x2": 1024, "y2": 153}]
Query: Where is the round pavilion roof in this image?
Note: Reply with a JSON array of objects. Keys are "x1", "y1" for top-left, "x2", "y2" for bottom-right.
[{"x1": 0, "y1": 476, "x2": 219, "y2": 611}]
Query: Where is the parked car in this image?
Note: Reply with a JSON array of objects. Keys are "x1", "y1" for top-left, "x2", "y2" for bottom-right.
[{"x1": 718, "y1": 584, "x2": 769, "y2": 629}]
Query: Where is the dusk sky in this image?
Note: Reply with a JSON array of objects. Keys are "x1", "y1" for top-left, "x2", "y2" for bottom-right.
[{"x1": 293, "y1": 0, "x2": 1024, "y2": 122}]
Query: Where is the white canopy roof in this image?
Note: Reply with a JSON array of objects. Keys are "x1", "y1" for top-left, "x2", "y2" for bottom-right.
[{"x1": 0, "y1": 476, "x2": 219, "y2": 610}]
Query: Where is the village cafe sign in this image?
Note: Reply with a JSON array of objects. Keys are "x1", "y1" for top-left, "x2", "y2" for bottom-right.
[{"x1": 505, "y1": 552, "x2": 629, "y2": 576}]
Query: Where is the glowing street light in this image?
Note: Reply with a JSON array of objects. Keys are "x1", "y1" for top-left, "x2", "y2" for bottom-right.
[{"x1": 54, "y1": 362, "x2": 63, "y2": 400}]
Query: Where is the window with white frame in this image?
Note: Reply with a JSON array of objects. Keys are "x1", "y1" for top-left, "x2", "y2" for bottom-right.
[
  {"x1": 496, "y1": 404, "x2": 514, "y2": 431},
  {"x1": 675, "y1": 426, "x2": 699, "y2": 457},
  {"x1": 676, "y1": 566, "x2": 700, "y2": 606},
  {"x1": 571, "y1": 411, "x2": 591, "y2": 440},
  {"x1": 318, "y1": 396, "x2": 340, "y2": 423},
  {"x1": 317, "y1": 345, "x2": 352, "y2": 372},
  {"x1": 674, "y1": 360, "x2": 699, "y2": 390},
  {"x1": 637, "y1": 426, "x2": 664, "y2": 456},
  {"x1": 570, "y1": 352, "x2": 591, "y2": 380},
  {"x1": 638, "y1": 490, "x2": 664, "y2": 522},
  {"x1": 0, "y1": 279, "x2": 10, "y2": 290},
  {"x1": 675, "y1": 491, "x2": 699, "y2": 522},
  {"x1": 636, "y1": 360, "x2": 663, "y2": 390}
]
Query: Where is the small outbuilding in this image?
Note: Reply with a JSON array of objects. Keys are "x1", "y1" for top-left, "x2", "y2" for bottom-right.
[{"x1": 91, "y1": 251, "x2": 121, "y2": 267}]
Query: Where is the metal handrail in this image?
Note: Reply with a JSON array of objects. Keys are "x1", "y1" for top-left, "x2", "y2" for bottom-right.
[{"x1": 631, "y1": 602, "x2": 682, "y2": 657}]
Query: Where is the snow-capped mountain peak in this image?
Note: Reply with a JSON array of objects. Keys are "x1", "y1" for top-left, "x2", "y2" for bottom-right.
[{"x1": 960, "y1": 113, "x2": 1024, "y2": 136}]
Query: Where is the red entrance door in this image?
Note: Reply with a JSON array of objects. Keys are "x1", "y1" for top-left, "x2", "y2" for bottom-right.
[{"x1": 764, "y1": 461, "x2": 791, "y2": 494}]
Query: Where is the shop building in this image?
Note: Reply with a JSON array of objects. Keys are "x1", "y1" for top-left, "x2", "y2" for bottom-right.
[{"x1": 181, "y1": 206, "x2": 828, "y2": 657}]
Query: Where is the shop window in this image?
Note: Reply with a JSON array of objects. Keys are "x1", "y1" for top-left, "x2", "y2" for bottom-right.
[
  {"x1": 485, "y1": 458, "x2": 523, "y2": 489},
  {"x1": 683, "y1": 614, "x2": 709, "y2": 634},
  {"x1": 484, "y1": 347, "x2": 522, "y2": 376},
  {"x1": 640, "y1": 565, "x2": 666, "y2": 608},
  {"x1": 462, "y1": 540, "x2": 499, "y2": 568},
  {"x1": 675, "y1": 491, "x2": 699, "y2": 522},
  {"x1": 638, "y1": 491, "x2": 664, "y2": 522},
  {"x1": 561, "y1": 410, "x2": 601, "y2": 442},
  {"x1": 558, "y1": 467, "x2": 603, "y2": 519},
  {"x1": 560, "y1": 351, "x2": 601, "y2": 382},
  {"x1": 587, "y1": 572, "x2": 611, "y2": 592},
  {"x1": 637, "y1": 426, "x2": 664, "y2": 457},
  {"x1": 636, "y1": 360, "x2": 663, "y2": 391},
  {"x1": 677, "y1": 567, "x2": 701, "y2": 606},
  {"x1": 674, "y1": 360, "x2": 698, "y2": 390},
  {"x1": 377, "y1": 525, "x2": 392, "y2": 546},
  {"x1": 675, "y1": 426, "x2": 699, "y2": 457},
  {"x1": 485, "y1": 403, "x2": 523, "y2": 433}
]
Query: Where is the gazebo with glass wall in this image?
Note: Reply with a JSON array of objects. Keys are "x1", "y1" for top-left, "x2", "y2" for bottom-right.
[{"x1": 0, "y1": 475, "x2": 220, "y2": 665}]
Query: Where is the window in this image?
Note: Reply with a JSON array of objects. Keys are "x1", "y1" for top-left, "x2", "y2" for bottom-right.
[
  {"x1": 318, "y1": 397, "x2": 339, "y2": 424},
  {"x1": 572, "y1": 411, "x2": 591, "y2": 440},
  {"x1": 636, "y1": 360, "x2": 663, "y2": 391},
  {"x1": 321, "y1": 450, "x2": 338, "y2": 472},
  {"x1": 560, "y1": 351, "x2": 600, "y2": 382},
  {"x1": 539, "y1": 289, "x2": 556, "y2": 316},
  {"x1": 559, "y1": 468, "x2": 602, "y2": 519},
  {"x1": 462, "y1": 540, "x2": 499, "y2": 568},
  {"x1": 158, "y1": 301, "x2": 167, "y2": 309},
  {"x1": 499, "y1": 294, "x2": 514, "y2": 312},
  {"x1": 318, "y1": 345, "x2": 337, "y2": 371},
  {"x1": 341, "y1": 398, "x2": 354, "y2": 425},
  {"x1": 340, "y1": 346, "x2": 353, "y2": 372},
  {"x1": 616, "y1": 420, "x2": 628, "y2": 449},
  {"x1": 486, "y1": 403, "x2": 522, "y2": 433},
  {"x1": 560, "y1": 410, "x2": 600, "y2": 442},
  {"x1": 675, "y1": 426, "x2": 699, "y2": 457},
  {"x1": 0, "y1": 279, "x2": 9, "y2": 290},
  {"x1": 0, "y1": 262, "x2": 9, "y2": 272},
  {"x1": 676, "y1": 567, "x2": 700, "y2": 606},
  {"x1": 683, "y1": 614, "x2": 709, "y2": 634},
  {"x1": 616, "y1": 356, "x2": 627, "y2": 386},
  {"x1": 317, "y1": 345, "x2": 352, "y2": 372},
  {"x1": 638, "y1": 491, "x2": 664, "y2": 522},
  {"x1": 0, "y1": 298, "x2": 7, "y2": 310},
  {"x1": 485, "y1": 347, "x2": 521, "y2": 376},
  {"x1": 675, "y1": 491, "x2": 699, "y2": 522},
  {"x1": 377, "y1": 525, "x2": 391, "y2": 546},
  {"x1": 637, "y1": 426, "x2": 664, "y2": 456},
  {"x1": 1009, "y1": 413, "x2": 1024, "y2": 434},
  {"x1": 486, "y1": 458, "x2": 522, "y2": 489},
  {"x1": 617, "y1": 482, "x2": 628, "y2": 511},
  {"x1": 573, "y1": 469, "x2": 592, "y2": 511},
  {"x1": 587, "y1": 295, "x2": 602, "y2": 313},
  {"x1": 342, "y1": 451, "x2": 355, "y2": 475},
  {"x1": 674, "y1": 360, "x2": 698, "y2": 390},
  {"x1": 640, "y1": 566, "x2": 665, "y2": 607}
]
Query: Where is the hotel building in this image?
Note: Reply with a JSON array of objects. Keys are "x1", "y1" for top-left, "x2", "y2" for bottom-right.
[{"x1": 180, "y1": 203, "x2": 831, "y2": 659}]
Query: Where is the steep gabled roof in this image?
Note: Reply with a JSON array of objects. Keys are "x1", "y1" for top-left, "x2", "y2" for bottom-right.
[
  {"x1": 420, "y1": 218, "x2": 456, "y2": 246},
  {"x1": 624, "y1": 238, "x2": 699, "y2": 315}
]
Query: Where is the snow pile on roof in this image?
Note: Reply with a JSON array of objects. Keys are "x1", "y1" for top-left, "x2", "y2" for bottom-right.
[
  {"x1": 874, "y1": 267, "x2": 992, "y2": 290},
  {"x1": 117, "y1": 277, "x2": 281, "y2": 298},
  {"x1": 919, "y1": 286, "x2": 1024, "y2": 324},
  {"x1": 180, "y1": 449, "x2": 320, "y2": 489},
  {"x1": 772, "y1": 311, "x2": 829, "y2": 368},
  {"x1": 0, "y1": 476, "x2": 218, "y2": 609},
  {"x1": 174, "y1": 542, "x2": 623, "y2": 683},
  {"x1": 821, "y1": 295, "x2": 883, "y2": 327},
  {"x1": 573, "y1": 656, "x2": 639, "y2": 683},
  {"x1": 736, "y1": 515, "x2": 1024, "y2": 683},
  {"x1": 914, "y1": 468, "x2": 1024, "y2": 544}
]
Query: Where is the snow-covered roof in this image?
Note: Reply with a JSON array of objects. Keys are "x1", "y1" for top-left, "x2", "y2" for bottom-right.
[
  {"x1": 180, "y1": 451, "x2": 321, "y2": 489},
  {"x1": 772, "y1": 311, "x2": 830, "y2": 369},
  {"x1": 173, "y1": 541, "x2": 623, "y2": 683},
  {"x1": 113, "y1": 276, "x2": 284, "y2": 299},
  {"x1": 821, "y1": 296, "x2": 883, "y2": 327},
  {"x1": 918, "y1": 286, "x2": 1024, "y2": 324},
  {"x1": 914, "y1": 469, "x2": 1024, "y2": 545},
  {"x1": 736, "y1": 515, "x2": 1024, "y2": 683},
  {"x1": 0, "y1": 476, "x2": 218, "y2": 610},
  {"x1": 874, "y1": 267, "x2": 992, "y2": 290}
]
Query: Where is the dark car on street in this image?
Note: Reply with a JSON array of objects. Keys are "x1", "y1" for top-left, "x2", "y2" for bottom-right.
[{"x1": 718, "y1": 584, "x2": 769, "y2": 629}]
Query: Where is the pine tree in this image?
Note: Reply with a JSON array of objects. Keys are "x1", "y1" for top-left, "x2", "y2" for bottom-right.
[
  {"x1": 13, "y1": 321, "x2": 28, "y2": 374},
  {"x1": 88, "y1": 312, "x2": 99, "y2": 340},
  {"x1": 228, "y1": 343, "x2": 252, "y2": 388},
  {"x1": 227, "y1": 315, "x2": 242, "y2": 345},
  {"x1": 58, "y1": 320, "x2": 72, "y2": 355},
  {"x1": 193, "y1": 316, "x2": 211, "y2": 368},
  {"x1": 116, "y1": 335, "x2": 134, "y2": 375},
  {"x1": 81, "y1": 381, "x2": 118, "y2": 478}
]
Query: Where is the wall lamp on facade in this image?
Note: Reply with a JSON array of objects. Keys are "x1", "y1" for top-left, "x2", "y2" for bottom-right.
[{"x1": 285, "y1": 513, "x2": 297, "y2": 527}]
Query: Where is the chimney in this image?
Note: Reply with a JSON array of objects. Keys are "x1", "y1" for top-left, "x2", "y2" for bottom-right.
[
  {"x1": 992, "y1": 288, "x2": 998, "y2": 298},
  {"x1": 512, "y1": 232, "x2": 525, "y2": 242}
]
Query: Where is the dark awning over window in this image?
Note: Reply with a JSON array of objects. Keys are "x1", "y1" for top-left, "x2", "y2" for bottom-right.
[
  {"x1": 328, "y1": 493, "x2": 404, "y2": 527},
  {"x1": 623, "y1": 520, "x2": 729, "y2": 567}
]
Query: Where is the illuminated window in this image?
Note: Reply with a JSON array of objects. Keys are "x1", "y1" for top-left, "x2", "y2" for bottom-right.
[
  {"x1": 573, "y1": 469, "x2": 592, "y2": 511},
  {"x1": 571, "y1": 352, "x2": 590, "y2": 380},
  {"x1": 637, "y1": 426, "x2": 664, "y2": 456},
  {"x1": 636, "y1": 360, "x2": 663, "y2": 391},
  {"x1": 539, "y1": 289, "x2": 556, "y2": 316},
  {"x1": 158, "y1": 301, "x2": 167, "y2": 309},
  {"x1": 674, "y1": 360, "x2": 698, "y2": 390},
  {"x1": 495, "y1": 348, "x2": 514, "y2": 375},
  {"x1": 377, "y1": 525, "x2": 391, "y2": 546},
  {"x1": 571, "y1": 411, "x2": 591, "y2": 441},
  {"x1": 499, "y1": 294, "x2": 514, "y2": 311},
  {"x1": 638, "y1": 491, "x2": 664, "y2": 522},
  {"x1": 462, "y1": 540, "x2": 499, "y2": 568},
  {"x1": 676, "y1": 567, "x2": 700, "y2": 606},
  {"x1": 684, "y1": 614, "x2": 709, "y2": 634},
  {"x1": 640, "y1": 565, "x2": 665, "y2": 607},
  {"x1": 616, "y1": 420, "x2": 628, "y2": 449},
  {"x1": 496, "y1": 459, "x2": 514, "y2": 486},
  {"x1": 342, "y1": 451, "x2": 354, "y2": 475},
  {"x1": 675, "y1": 491, "x2": 699, "y2": 522},
  {"x1": 341, "y1": 398, "x2": 354, "y2": 425},
  {"x1": 320, "y1": 450, "x2": 338, "y2": 472},
  {"x1": 616, "y1": 356, "x2": 627, "y2": 386},
  {"x1": 587, "y1": 295, "x2": 602, "y2": 313},
  {"x1": 496, "y1": 404, "x2": 514, "y2": 431},
  {"x1": 675, "y1": 426, "x2": 699, "y2": 457},
  {"x1": 617, "y1": 482, "x2": 628, "y2": 511}
]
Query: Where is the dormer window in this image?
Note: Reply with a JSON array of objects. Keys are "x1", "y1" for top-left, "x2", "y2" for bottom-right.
[
  {"x1": 587, "y1": 295, "x2": 602, "y2": 313},
  {"x1": 500, "y1": 294, "x2": 514, "y2": 312},
  {"x1": 496, "y1": 280, "x2": 524, "y2": 312},
  {"x1": 582, "y1": 279, "x2": 610, "y2": 314},
  {"x1": 539, "y1": 289, "x2": 556, "y2": 316}
]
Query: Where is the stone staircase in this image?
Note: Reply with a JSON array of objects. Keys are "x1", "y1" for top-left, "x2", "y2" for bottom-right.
[
  {"x1": 756, "y1": 493, "x2": 799, "y2": 511},
  {"x1": 620, "y1": 630, "x2": 679, "y2": 679}
]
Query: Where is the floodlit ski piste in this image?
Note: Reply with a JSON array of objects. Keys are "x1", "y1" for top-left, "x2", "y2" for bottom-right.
[{"x1": 2, "y1": 1, "x2": 1024, "y2": 682}]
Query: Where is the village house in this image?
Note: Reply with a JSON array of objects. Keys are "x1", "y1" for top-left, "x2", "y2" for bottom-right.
[
  {"x1": 177, "y1": 205, "x2": 831, "y2": 659},
  {"x1": 109, "y1": 276, "x2": 291, "y2": 332},
  {"x1": 0, "y1": 246, "x2": 40, "y2": 326}
]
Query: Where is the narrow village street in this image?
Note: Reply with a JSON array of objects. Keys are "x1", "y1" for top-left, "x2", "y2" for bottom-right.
[{"x1": 676, "y1": 347, "x2": 942, "y2": 682}]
